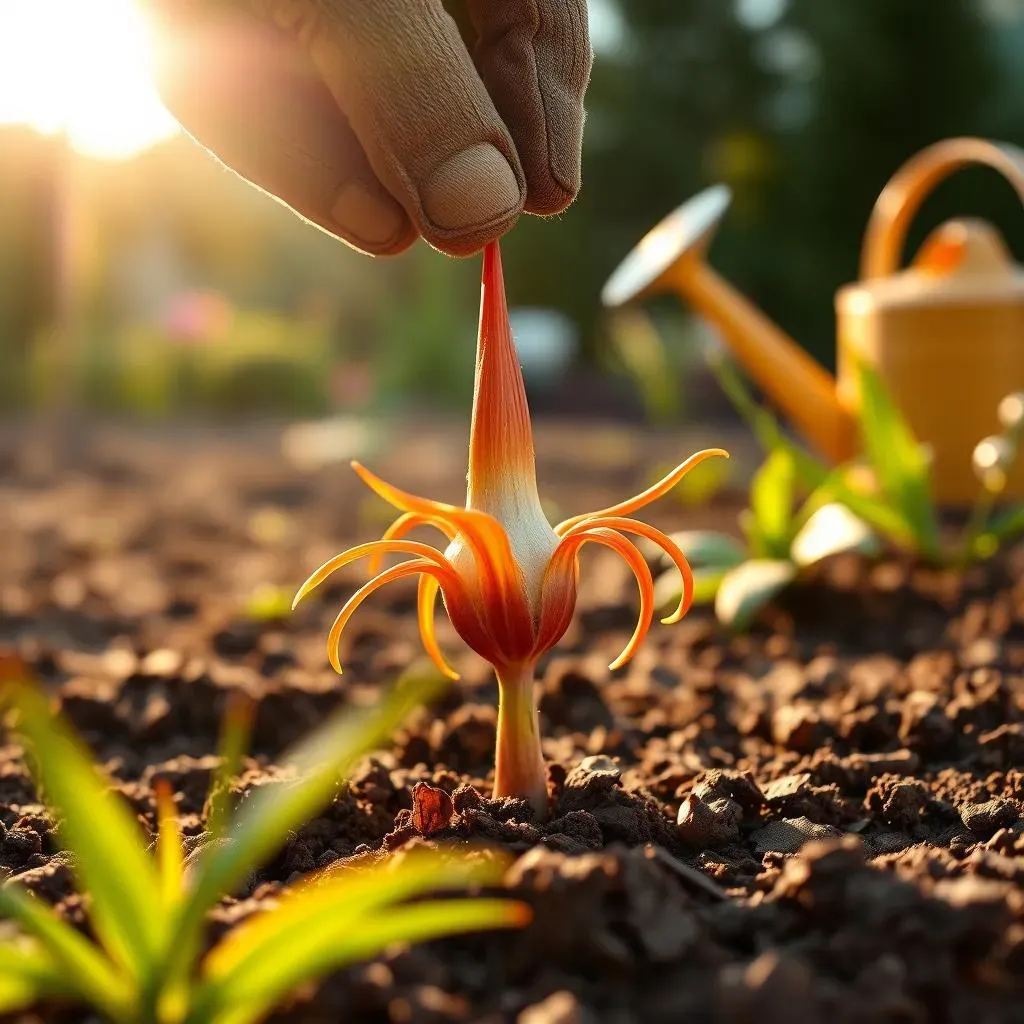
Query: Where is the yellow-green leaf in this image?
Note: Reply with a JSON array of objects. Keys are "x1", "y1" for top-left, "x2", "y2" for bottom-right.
[
  {"x1": 5, "y1": 686, "x2": 161, "y2": 979},
  {"x1": 0, "y1": 887, "x2": 129, "y2": 1021}
]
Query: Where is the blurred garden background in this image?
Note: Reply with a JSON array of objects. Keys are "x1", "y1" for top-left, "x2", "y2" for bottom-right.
[{"x1": 3, "y1": 0, "x2": 1024, "y2": 429}]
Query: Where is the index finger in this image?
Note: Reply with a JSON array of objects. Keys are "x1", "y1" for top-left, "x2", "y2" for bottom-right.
[{"x1": 466, "y1": 0, "x2": 592, "y2": 215}]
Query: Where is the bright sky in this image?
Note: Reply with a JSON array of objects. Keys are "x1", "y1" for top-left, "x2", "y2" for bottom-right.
[{"x1": 0, "y1": 0, "x2": 179, "y2": 161}]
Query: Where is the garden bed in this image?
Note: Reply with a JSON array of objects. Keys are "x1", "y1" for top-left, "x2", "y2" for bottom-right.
[{"x1": 1, "y1": 421, "x2": 1022, "y2": 1024}]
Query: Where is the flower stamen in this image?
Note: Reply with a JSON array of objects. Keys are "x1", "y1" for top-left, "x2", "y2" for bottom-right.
[
  {"x1": 417, "y1": 575, "x2": 459, "y2": 680},
  {"x1": 326, "y1": 560, "x2": 458, "y2": 674},
  {"x1": 560, "y1": 516, "x2": 695, "y2": 624},
  {"x1": 555, "y1": 448, "x2": 730, "y2": 535},
  {"x1": 292, "y1": 539, "x2": 451, "y2": 610},
  {"x1": 368, "y1": 512, "x2": 457, "y2": 578},
  {"x1": 560, "y1": 527, "x2": 656, "y2": 669}
]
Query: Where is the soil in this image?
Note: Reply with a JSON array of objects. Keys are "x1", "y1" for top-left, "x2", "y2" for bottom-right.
[{"x1": 1, "y1": 420, "x2": 1023, "y2": 1024}]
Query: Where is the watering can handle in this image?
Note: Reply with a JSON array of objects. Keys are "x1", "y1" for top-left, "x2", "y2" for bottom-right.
[{"x1": 860, "y1": 137, "x2": 1024, "y2": 280}]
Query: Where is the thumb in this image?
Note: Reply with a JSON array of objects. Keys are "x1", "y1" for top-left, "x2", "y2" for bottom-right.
[
  {"x1": 303, "y1": 0, "x2": 527, "y2": 257},
  {"x1": 146, "y1": 2, "x2": 417, "y2": 256}
]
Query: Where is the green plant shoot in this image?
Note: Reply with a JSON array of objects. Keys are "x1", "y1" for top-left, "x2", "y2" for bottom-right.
[
  {"x1": 705, "y1": 352, "x2": 1024, "y2": 575},
  {"x1": 0, "y1": 667, "x2": 527, "y2": 1024}
]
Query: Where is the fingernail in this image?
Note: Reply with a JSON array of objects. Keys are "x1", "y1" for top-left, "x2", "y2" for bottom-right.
[
  {"x1": 421, "y1": 143, "x2": 522, "y2": 231},
  {"x1": 331, "y1": 181, "x2": 405, "y2": 249}
]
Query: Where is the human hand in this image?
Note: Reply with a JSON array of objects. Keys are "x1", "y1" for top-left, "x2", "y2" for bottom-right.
[{"x1": 145, "y1": 0, "x2": 592, "y2": 257}]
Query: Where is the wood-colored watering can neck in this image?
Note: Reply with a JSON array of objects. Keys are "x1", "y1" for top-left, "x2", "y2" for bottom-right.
[{"x1": 601, "y1": 186, "x2": 854, "y2": 464}]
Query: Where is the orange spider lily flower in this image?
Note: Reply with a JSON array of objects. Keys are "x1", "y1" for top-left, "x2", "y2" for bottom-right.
[{"x1": 294, "y1": 241, "x2": 728, "y2": 817}]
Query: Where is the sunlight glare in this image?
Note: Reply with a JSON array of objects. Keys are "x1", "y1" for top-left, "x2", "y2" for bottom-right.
[{"x1": 0, "y1": 0, "x2": 179, "y2": 161}]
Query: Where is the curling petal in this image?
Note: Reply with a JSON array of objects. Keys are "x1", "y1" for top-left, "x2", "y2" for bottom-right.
[
  {"x1": 368, "y1": 513, "x2": 456, "y2": 578},
  {"x1": 352, "y1": 461, "x2": 510, "y2": 603},
  {"x1": 562, "y1": 516, "x2": 695, "y2": 624},
  {"x1": 326, "y1": 559, "x2": 455, "y2": 674},
  {"x1": 556, "y1": 527, "x2": 656, "y2": 670},
  {"x1": 417, "y1": 574, "x2": 460, "y2": 680},
  {"x1": 293, "y1": 540, "x2": 452, "y2": 610},
  {"x1": 555, "y1": 449, "x2": 730, "y2": 535}
]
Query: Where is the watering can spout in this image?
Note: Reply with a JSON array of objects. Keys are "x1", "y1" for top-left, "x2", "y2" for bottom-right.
[{"x1": 602, "y1": 186, "x2": 855, "y2": 463}]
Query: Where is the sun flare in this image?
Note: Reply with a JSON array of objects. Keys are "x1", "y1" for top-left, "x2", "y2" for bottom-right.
[{"x1": 0, "y1": 0, "x2": 179, "y2": 161}]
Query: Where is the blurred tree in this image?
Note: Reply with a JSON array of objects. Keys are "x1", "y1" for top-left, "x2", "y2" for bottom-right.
[
  {"x1": 0, "y1": 129, "x2": 57, "y2": 403},
  {"x1": 502, "y1": 0, "x2": 782, "y2": 364},
  {"x1": 760, "y1": 0, "x2": 1000, "y2": 365}
]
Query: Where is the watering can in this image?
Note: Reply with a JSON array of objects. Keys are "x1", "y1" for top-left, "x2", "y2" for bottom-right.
[{"x1": 602, "y1": 138, "x2": 1024, "y2": 505}]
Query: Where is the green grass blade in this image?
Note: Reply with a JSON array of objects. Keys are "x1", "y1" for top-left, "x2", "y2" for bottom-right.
[
  {"x1": 854, "y1": 360, "x2": 941, "y2": 558},
  {"x1": 607, "y1": 310, "x2": 681, "y2": 424},
  {"x1": 707, "y1": 351, "x2": 920, "y2": 549},
  {"x1": 206, "y1": 693, "x2": 256, "y2": 843},
  {"x1": 0, "y1": 886, "x2": 130, "y2": 1020},
  {"x1": 201, "y1": 850, "x2": 507, "y2": 986},
  {"x1": 210, "y1": 900, "x2": 525, "y2": 1024},
  {"x1": 981, "y1": 503, "x2": 1024, "y2": 543},
  {"x1": 194, "y1": 851, "x2": 524, "y2": 1024},
  {"x1": 170, "y1": 674, "x2": 443, "y2": 982},
  {"x1": 750, "y1": 449, "x2": 797, "y2": 557},
  {"x1": 155, "y1": 781, "x2": 185, "y2": 910},
  {"x1": 0, "y1": 941, "x2": 77, "y2": 1015},
  {"x1": 810, "y1": 465, "x2": 916, "y2": 547},
  {"x1": 3, "y1": 685, "x2": 161, "y2": 979},
  {"x1": 706, "y1": 351, "x2": 773, "y2": 443}
]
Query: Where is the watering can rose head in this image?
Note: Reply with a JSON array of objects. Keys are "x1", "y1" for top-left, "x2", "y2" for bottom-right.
[{"x1": 294, "y1": 241, "x2": 728, "y2": 815}]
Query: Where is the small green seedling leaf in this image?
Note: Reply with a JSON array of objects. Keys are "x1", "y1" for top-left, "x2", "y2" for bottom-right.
[
  {"x1": 811, "y1": 464, "x2": 917, "y2": 548},
  {"x1": 854, "y1": 360, "x2": 941, "y2": 559},
  {"x1": 653, "y1": 530, "x2": 747, "y2": 570},
  {"x1": 983, "y1": 503, "x2": 1024, "y2": 543},
  {"x1": 3, "y1": 685, "x2": 162, "y2": 981},
  {"x1": 0, "y1": 940, "x2": 76, "y2": 1016},
  {"x1": 790, "y1": 503, "x2": 879, "y2": 568},
  {"x1": 715, "y1": 559, "x2": 797, "y2": 631},
  {"x1": 206, "y1": 692, "x2": 257, "y2": 843},
  {"x1": 706, "y1": 353, "x2": 918, "y2": 549},
  {"x1": 654, "y1": 564, "x2": 730, "y2": 611},
  {"x1": 749, "y1": 449, "x2": 798, "y2": 557},
  {"x1": 0, "y1": 887, "x2": 129, "y2": 1021}
]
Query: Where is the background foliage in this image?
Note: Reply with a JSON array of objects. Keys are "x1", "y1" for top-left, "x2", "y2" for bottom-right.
[{"x1": 2, "y1": 0, "x2": 1024, "y2": 417}]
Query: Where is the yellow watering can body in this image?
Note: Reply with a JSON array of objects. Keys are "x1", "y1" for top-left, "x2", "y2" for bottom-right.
[{"x1": 602, "y1": 138, "x2": 1024, "y2": 505}]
